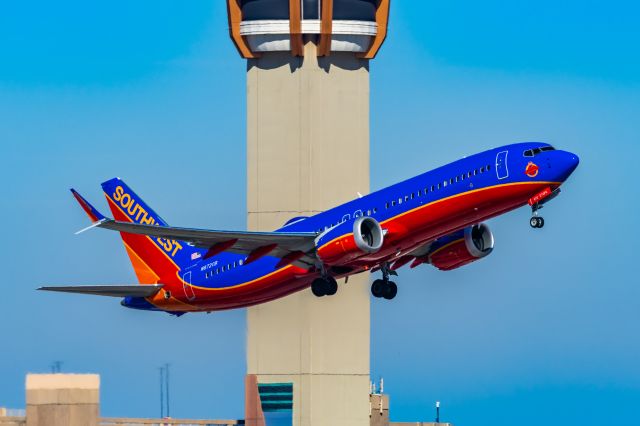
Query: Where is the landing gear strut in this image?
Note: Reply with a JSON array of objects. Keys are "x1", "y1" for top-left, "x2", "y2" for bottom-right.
[
  {"x1": 529, "y1": 187, "x2": 561, "y2": 229},
  {"x1": 530, "y1": 203, "x2": 545, "y2": 229},
  {"x1": 311, "y1": 276, "x2": 338, "y2": 297},
  {"x1": 371, "y1": 263, "x2": 398, "y2": 300}
]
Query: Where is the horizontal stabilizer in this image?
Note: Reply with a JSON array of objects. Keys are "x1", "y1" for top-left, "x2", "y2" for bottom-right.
[{"x1": 38, "y1": 284, "x2": 164, "y2": 298}]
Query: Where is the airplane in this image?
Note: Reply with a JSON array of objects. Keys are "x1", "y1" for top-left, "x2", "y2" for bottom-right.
[{"x1": 40, "y1": 142, "x2": 579, "y2": 314}]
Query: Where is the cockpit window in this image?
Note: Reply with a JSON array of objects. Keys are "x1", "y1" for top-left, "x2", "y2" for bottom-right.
[{"x1": 523, "y1": 146, "x2": 555, "y2": 157}]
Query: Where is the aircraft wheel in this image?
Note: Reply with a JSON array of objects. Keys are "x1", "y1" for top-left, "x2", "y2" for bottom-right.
[
  {"x1": 311, "y1": 278, "x2": 328, "y2": 297},
  {"x1": 383, "y1": 281, "x2": 398, "y2": 300},
  {"x1": 530, "y1": 217, "x2": 539, "y2": 228},
  {"x1": 537, "y1": 217, "x2": 545, "y2": 228},
  {"x1": 371, "y1": 279, "x2": 385, "y2": 298},
  {"x1": 325, "y1": 277, "x2": 338, "y2": 296}
]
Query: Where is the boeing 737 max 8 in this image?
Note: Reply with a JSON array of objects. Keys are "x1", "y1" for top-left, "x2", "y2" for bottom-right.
[{"x1": 41, "y1": 142, "x2": 579, "y2": 314}]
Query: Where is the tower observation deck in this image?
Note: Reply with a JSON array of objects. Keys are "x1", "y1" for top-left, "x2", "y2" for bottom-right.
[
  {"x1": 228, "y1": 0, "x2": 389, "y2": 58},
  {"x1": 225, "y1": 1, "x2": 390, "y2": 425}
]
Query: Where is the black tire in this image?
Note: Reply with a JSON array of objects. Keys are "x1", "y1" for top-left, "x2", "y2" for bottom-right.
[
  {"x1": 325, "y1": 277, "x2": 338, "y2": 296},
  {"x1": 538, "y1": 217, "x2": 545, "y2": 228},
  {"x1": 311, "y1": 278, "x2": 327, "y2": 297},
  {"x1": 383, "y1": 281, "x2": 397, "y2": 300},
  {"x1": 371, "y1": 279, "x2": 385, "y2": 298},
  {"x1": 530, "y1": 217, "x2": 538, "y2": 228}
]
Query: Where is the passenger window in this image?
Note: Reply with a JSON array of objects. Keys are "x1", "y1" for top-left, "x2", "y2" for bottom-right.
[
  {"x1": 437, "y1": 183, "x2": 441, "y2": 190},
  {"x1": 391, "y1": 200, "x2": 396, "y2": 207},
  {"x1": 486, "y1": 164, "x2": 491, "y2": 171},
  {"x1": 385, "y1": 202, "x2": 389, "y2": 209},
  {"x1": 398, "y1": 198, "x2": 403, "y2": 205},
  {"x1": 405, "y1": 195, "x2": 409, "y2": 202},
  {"x1": 480, "y1": 167, "x2": 485, "y2": 173},
  {"x1": 443, "y1": 181, "x2": 447, "y2": 187},
  {"x1": 373, "y1": 208, "x2": 377, "y2": 213},
  {"x1": 431, "y1": 185, "x2": 435, "y2": 191},
  {"x1": 239, "y1": 259, "x2": 244, "y2": 266}
]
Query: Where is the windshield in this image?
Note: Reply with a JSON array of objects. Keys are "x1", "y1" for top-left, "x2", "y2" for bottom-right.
[{"x1": 523, "y1": 146, "x2": 555, "y2": 157}]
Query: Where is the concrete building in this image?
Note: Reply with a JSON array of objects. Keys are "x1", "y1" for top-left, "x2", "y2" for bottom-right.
[
  {"x1": 226, "y1": 0, "x2": 389, "y2": 425},
  {"x1": 0, "y1": 374, "x2": 453, "y2": 425}
]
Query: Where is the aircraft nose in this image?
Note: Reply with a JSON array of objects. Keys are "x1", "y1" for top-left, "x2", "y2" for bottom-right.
[
  {"x1": 559, "y1": 151, "x2": 580, "y2": 181},
  {"x1": 566, "y1": 152, "x2": 580, "y2": 173}
]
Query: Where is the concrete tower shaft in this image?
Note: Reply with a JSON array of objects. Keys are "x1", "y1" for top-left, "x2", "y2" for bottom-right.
[
  {"x1": 246, "y1": 43, "x2": 371, "y2": 425},
  {"x1": 226, "y1": 1, "x2": 390, "y2": 425}
]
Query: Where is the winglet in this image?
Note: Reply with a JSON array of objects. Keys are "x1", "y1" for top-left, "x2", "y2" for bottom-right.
[{"x1": 70, "y1": 189, "x2": 106, "y2": 222}]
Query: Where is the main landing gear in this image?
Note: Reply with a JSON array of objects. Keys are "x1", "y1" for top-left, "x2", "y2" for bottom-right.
[
  {"x1": 371, "y1": 263, "x2": 398, "y2": 300},
  {"x1": 311, "y1": 276, "x2": 338, "y2": 297}
]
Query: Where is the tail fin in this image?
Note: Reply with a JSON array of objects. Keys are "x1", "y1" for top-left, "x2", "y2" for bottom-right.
[{"x1": 101, "y1": 178, "x2": 200, "y2": 284}]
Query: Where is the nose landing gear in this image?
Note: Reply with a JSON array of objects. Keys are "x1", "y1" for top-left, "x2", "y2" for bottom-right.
[
  {"x1": 528, "y1": 187, "x2": 561, "y2": 229},
  {"x1": 530, "y1": 216, "x2": 545, "y2": 229}
]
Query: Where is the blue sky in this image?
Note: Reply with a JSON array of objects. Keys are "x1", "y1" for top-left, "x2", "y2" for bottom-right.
[{"x1": 1, "y1": 1, "x2": 639, "y2": 425}]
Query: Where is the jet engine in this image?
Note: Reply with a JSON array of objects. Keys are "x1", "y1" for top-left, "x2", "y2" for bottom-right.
[
  {"x1": 427, "y1": 223, "x2": 494, "y2": 271},
  {"x1": 316, "y1": 216, "x2": 384, "y2": 265}
]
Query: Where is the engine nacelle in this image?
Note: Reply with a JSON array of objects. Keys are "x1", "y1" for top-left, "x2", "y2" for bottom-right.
[
  {"x1": 428, "y1": 223, "x2": 495, "y2": 271},
  {"x1": 316, "y1": 216, "x2": 384, "y2": 265}
]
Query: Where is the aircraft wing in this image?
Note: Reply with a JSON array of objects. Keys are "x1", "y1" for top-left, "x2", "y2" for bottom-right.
[
  {"x1": 71, "y1": 189, "x2": 318, "y2": 268},
  {"x1": 38, "y1": 284, "x2": 164, "y2": 298}
]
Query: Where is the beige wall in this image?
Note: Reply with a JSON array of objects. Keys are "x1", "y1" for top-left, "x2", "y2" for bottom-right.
[
  {"x1": 246, "y1": 42, "x2": 371, "y2": 426},
  {"x1": 25, "y1": 374, "x2": 99, "y2": 426}
]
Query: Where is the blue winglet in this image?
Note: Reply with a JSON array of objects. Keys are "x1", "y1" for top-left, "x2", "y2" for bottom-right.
[{"x1": 70, "y1": 189, "x2": 106, "y2": 222}]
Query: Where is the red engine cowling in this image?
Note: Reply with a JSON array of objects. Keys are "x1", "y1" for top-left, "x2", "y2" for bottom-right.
[
  {"x1": 428, "y1": 224, "x2": 495, "y2": 271},
  {"x1": 316, "y1": 216, "x2": 384, "y2": 265}
]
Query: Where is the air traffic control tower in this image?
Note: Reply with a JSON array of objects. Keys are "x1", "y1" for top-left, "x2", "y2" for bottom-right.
[{"x1": 225, "y1": 1, "x2": 390, "y2": 425}]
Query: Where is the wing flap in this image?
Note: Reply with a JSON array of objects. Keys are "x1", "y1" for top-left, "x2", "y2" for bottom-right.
[{"x1": 38, "y1": 284, "x2": 164, "y2": 298}]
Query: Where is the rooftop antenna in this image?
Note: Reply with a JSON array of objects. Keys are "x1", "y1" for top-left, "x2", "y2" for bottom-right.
[
  {"x1": 159, "y1": 366, "x2": 165, "y2": 418},
  {"x1": 164, "y1": 363, "x2": 171, "y2": 418},
  {"x1": 379, "y1": 377, "x2": 384, "y2": 394},
  {"x1": 159, "y1": 363, "x2": 171, "y2": 418},
  {"x1": 50, "y1": 361, "x2": 62, "y2": 374},
  {"x1": 435, "y1": 401, "x2": 440, "y2": 423}
]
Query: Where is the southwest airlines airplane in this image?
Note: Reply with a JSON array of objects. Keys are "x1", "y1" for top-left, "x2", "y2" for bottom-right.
[{"x1": 41, "y1": 142, "x2": 579, "y2": 314}]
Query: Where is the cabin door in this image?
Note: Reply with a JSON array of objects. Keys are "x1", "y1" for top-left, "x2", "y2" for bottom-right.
[
  {"x1": 496, "y1": 150, "x2": 509, "y2": 180},
  {"x1": 182, "y1": 271, "x2": 196, "y2": 301}
]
